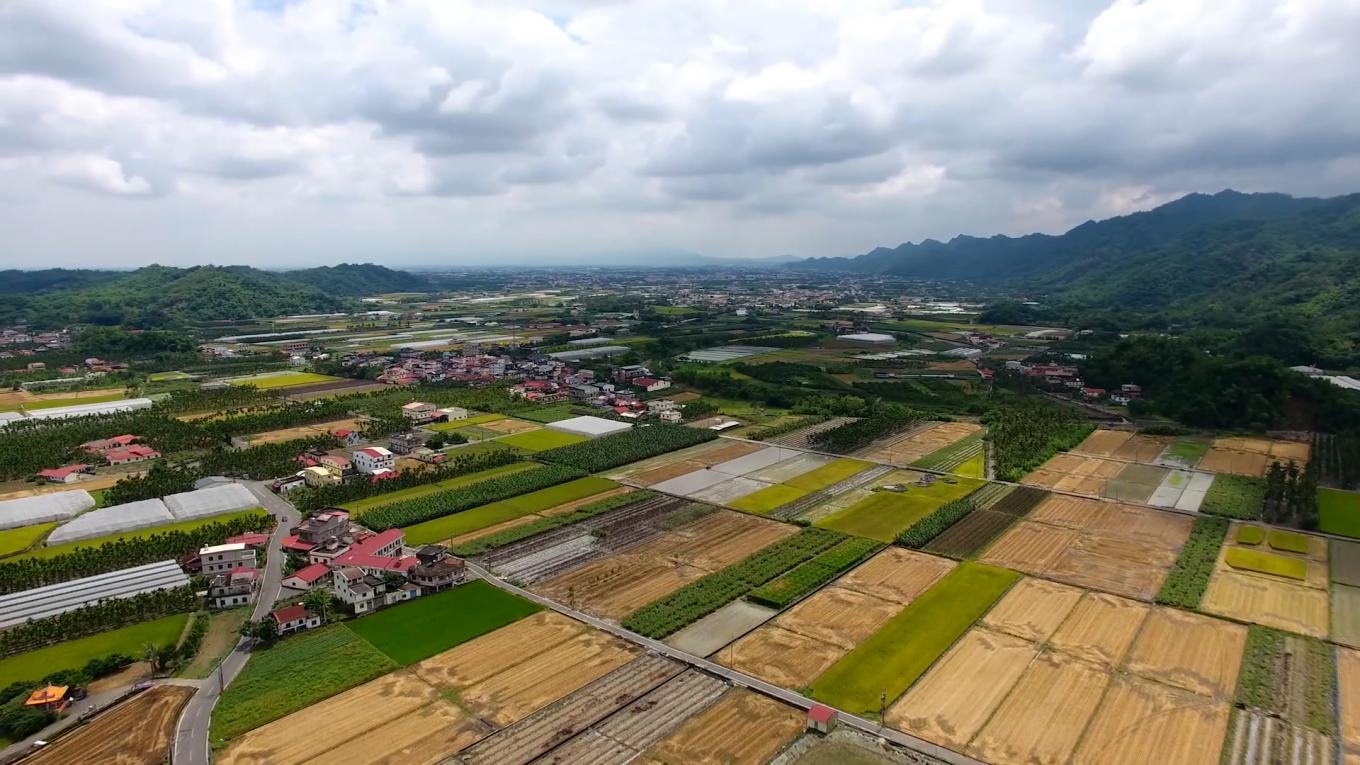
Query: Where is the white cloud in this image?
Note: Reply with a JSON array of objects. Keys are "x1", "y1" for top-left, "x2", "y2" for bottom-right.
[{"x1": 0, "y1": 0, "x2": 1355, "y2": 266}]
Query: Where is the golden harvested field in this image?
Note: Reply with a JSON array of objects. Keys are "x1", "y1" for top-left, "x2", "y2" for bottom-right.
[
  {"x1": 608, "y1": 440, "x2": 761, "y2": 483},
  {"x1": 717, "y1": 625, "x2": 847, "y2": 689},
  {"x1": 834, "y1": 547, "x2": 955, "y2": 605},
  {"x1": 969, "y1": 650, "x2": 1110, "y2": 765},
  {"x1": 25, "y1": 685, "x2": 192, "y2": 765},
  {"x1": 242, "y1": 417, "x2": 364, "y2": 445},
  {"x1": 886, "y1": 628, "x2": 1038, "y2": 751},
  {"x1": 1048, "y1": 593, "x2": 1149, "y2": 667},
  {"x1": 858, "y1": 421, "x2": 981, "y2": 465},
  {"x1": 645, "y1": 689, "x2": 803, "y2": 765},
  {"x1": 1020, "y1": 453, "x2": 1125, "y2": 495},
  {"x1": 1073, "y1": 429, "x2": 1135, "y2": 457},
  {"x1": 534, "y1": 511, "x2": 795, "y2": 620},
  {"x1": 1212, "y1": 436, "x2": 1310, "y2": 462},
  {"x1": 1199, "y1": 447, "x2": 1272, "y2": 477},
  {"x1": 1201, "y1": 570, "x2": 1330, "y2": 638},
  {"x1": 1269, "y1": 440, "x2": 1312, "y2": 463},
  {"x1": 981, "y1": 500, "x2": 1188, "y2": 601},
  {"x1": 1073, "y1": 675, "x2": 1230, "y2": 765},
  {"x1": 218, "y1": 671, "x2": 485, "y2": 765},
  {"x1": 458, "y1": 630, "x2": 639, "y2": 726},
  {"x1": 1111, "y1": 434, "x2": 1174, "y2": 463},
  {"x1": 1123, "y1": 608, "x2": 1245, "y2": 699},
  {"x1": 479, "y1": 417, "x2": 540, "y2": 434},
  {"x1": 1341, "y1": 647, "x2": 1360, "y2": 752},
  {"x1": 412, "y1": 611, "x2": 583, "y2": 688},
  {"x1": 773, "y1": 586, "x2": 900, "y2": 650},
  {"x1": 981, "y1": 577, "x2": 1084, "y2": 643}
]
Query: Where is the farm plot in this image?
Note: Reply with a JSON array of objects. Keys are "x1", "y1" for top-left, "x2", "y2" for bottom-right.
[
  {"x1": 1074, "y1": 675, "x2": 1231, "y2": 765},
  {"x1": 25, "y1": 685, "x2": 194, "y2": 765},
  {"x1": 1102, "y1": 462, "x2": 1170, "y2": 504},
  {"x1": 1223, "y1": 626, "x2": 1337, "y2": 765},
  {"x1": 605, "y1": 440, "x2": 763, "y2": 485},
  {"x1": 1335, "y1": 584, "x2": 1360, "y2": 648},
  {"x1": 666, "y1": 600, "x2": 775, "y2": 657},
  {"x1": 814, "y1": 473, "x2": 983, "y2": 542},
  {"x1": 643, "y1": 688, "x2": 804, "y2": 765},
  {"x1": 240, "y1": 417, "x2": 365, "y2": 446},
  {"x1": 649, "y1": 446, "x2": 829, "y2": 507},
  {"x1": 1342, "y1": 648, "x2": 1360, "y2": 755},
  {"x1": 1321, "y1": 488, "x2": 1360, "y2": 539},
  {"x1": 1111, "y1": 433, "x2": 1175, "y2": 463},
  {"x1": 344, "y1": 580, "x2": 540, "y2": 665},
  {"x1": 403, "y1": 475, "x2": 620, "y2": 546},
  {"x1": 718, "y1": 548, "x2": 953, "y2": 689},
  {"x1": 980, "y1": 496, "x2": 1191, "y2": 600},
  {"x1": 1072, "y1": 428, "x2": 1134, "y2": 457},
  {"x1": 922, "y1": 486, "x2": 1046, "y2": 559},
  {"x1": 1156, "y1": 438, "x2": 1213, "y2": 469},
  {"x1": 495, "y1": 428, "x2": 587, "y2": 452},
  {"x1": 1335, "y1": 539, "x2": 1360, "y2": 586},
  {"x1": 858, "y1": 421, "x2": 981, "y2": 466},
  {"x1": 760, "y1": 416, "x2": 855, "y2": 448},
  {"x1": 1145, "y1": 469, "x2": 1214, "y2": 512},
  {"x1": 1200, "y1": 522, "x2": 1331, "y2": 638},
  {"x1": 227, "y1": 371, "x2": 342, "y2": 389},
  {"x1": 532, "y1": 510, "x2": 796, "y2": 621},
  {"x1": 1020, "y1": 453, "x2": 1125, "y2": 496}
]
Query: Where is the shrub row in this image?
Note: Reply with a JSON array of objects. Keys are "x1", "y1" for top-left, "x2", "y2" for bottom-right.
[
  {"x1": 1155, "y1": 517, "x2": 1228, "y2": 609},
  {"x1": 536, "y1": 424, "x2": 716, "y2": 473},
  {"x1": 622, "y1": 528, "x2": 845, "y2": 638},
  {"x1": 451, "y1": 490, "x2": 656, "y2": 556},
  {"x1": 808, "y1": 406, "x2": 922, "y2": 453},
  {"x1": 0, "y1": 512, "x2": 271, "y2": 595},
  {"x1": 746, "y1": 537, "x2": 881, "y2": 609},
  {"x1": 291, "y1": 447, "x2": 521, "y2": 513},
  {"x1": 362, "y1": 464, "x2": 585, "y2": 532},
  {"x1": 896, "y1": 497, "x2": 977, "y2": 549}
]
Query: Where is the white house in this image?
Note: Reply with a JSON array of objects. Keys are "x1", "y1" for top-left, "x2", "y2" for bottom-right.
[
  {"x1": 270, "y1": 605, "x2": 322, "y2": 635},
  {"x1": 440, "y1": 407, "x2": 469, "y2": 421},
  {"x1": 199, "y1": 543, "x2": 256, "y2": 575},
  {"x1": 353, "y1": 446, "x2": 395, "y2": 475},
  {"x1": 400, "y1": 401, "x2": 437, "y2": 423}
]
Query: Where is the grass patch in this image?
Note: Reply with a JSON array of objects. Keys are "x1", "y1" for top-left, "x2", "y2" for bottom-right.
[
  {"x1": 1163, "y1": 438, "x2": 1211, "y2": 466},
  {"x1": 1236, "y1": 525, "x2": 1265, "y2": 545},
  {"x1": 340, "y1": 462, "x2": 537, "y2": 515},
  {"x1": 784, "y1": 459, "x2": 874, "y2": 492},
  {"x1": 344, "y1": 581, "x2": 539, "y2": 665},
  {"x1": 952, "y1": 452, "x2": 986, "y2": 478},
  {"x1": 0, "y1": 614, "x2": 190, "y2": 689},
  {"x1": 729, "y1": 484, "x2": 809, "y2": 514},
  {"x1": 0, "y1": 522, "x2": 56, "y2": 558},
  {"x1": 403, "y1": 476, "x2": 618, "y2": 545},
  {"x1": 815, "y1": 477, "x2": 983, "y2": 543},
  {"x1": 1200, "y1": 475, "x2": 1266, "y2": 520},
  {"x1": 19, "y1": 393, "x2": 129, "y2": 411},
  {"x1": 179, "y1": 608, "x2": 250, "y2": 679},
  {"x1": 496, "y1": 429, "x2": 588, "y2": 452},
  {"x1": 427, "y1": 413, "x2": 507, "y2": 431},
  {"x1": 1319, "y1": 488, "x2": 1360, "y2": 538},
  {"x1": 229, "y1": 372, "x2": 341, "y2": 389},
  {"x1": 12, "y1": 509, "x2": 268, "y2": 561},
  {"x1": 1267, "y1": 528, "x2": 1310, "y2": 554},
  {"x1": 210, "y1": 625, "x2": 397, "y2": 742},
  {"x1": 808, "y1": 563, "x2": 1019, "y2": 715},
  {"x1": 1225, "y1": 548, "x2": 1308, "y2": 580},
  {"x1": 515, "y1": 405, "x2": 577, "y2": 424},
  {"x1": 148, "y1": 371, "x2": 193, "y2": 382}
]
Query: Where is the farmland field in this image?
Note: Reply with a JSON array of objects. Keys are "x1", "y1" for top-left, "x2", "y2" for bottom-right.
[
  {"x1": 344, "y1": 581, "x2": 540, "y2": 665},
  {"x1": 16, "y1": 508, "x2": 268, "y2": 560},
  {"x1": 1048, "y1": 593, "x2": 1149, "y2": 667},
  {"x1": 210, "y1": 625, "x2": 398, "y2": 742},
  {"x1": 644, "y1": 689, "x2": 803, "y2": 765},
  {"x1": 969, "y1": 649, "x2": 1111, "y2": 764},
  {"x1": 1341, "y1": 648, "x2": 1360, "y2": 754},
  {"x1": 1335, "y1": 585, "x2": 1360, "y2": 647},
  {"x1": 339, "y1": 461, "x2": 538, "y2": 514},
  {"x1": 0, "y1": 613, "x2": 189, "y2": 689},
  {"x1": 0, "y1": 521, "x2": 55, "y2": 557},
  {"x1": 980, "y1": 577, "x2": 1083, "y2": 643},
  {"x1": 1123, "y1": 608, "x2": 1245, "y2": 698},
  {"x1": 403, "y1": 476, "x2": 619, "y2": 545},
  {"x1": 1321, "y1": 488, "x2": 1360, "y2": 538},
  {"x1": 808, "y1": 562, "x2": 1018, "y2": 715},
  {"x1": 228, "y1": 372, "x2": 342, "y2": 389},
  {"x1": 729, "y1": 483, "x2": 808, "y2": 514},
  {"x1": 411, "y1": 611, "x2": 584, "y2": 689},
  {"x1": 1020, "y1": 452, "x2": 1124, "y2": 496},
  {"x1": 25, "y1": 685, "x2": 194, "y2": 765},
  {"x1": 495, "y1": 428, "x2": 588, "y2": 452},
  {"x1": 1074, "y1": 675, "x2": 1230, "y2": 765},
  {"x1": 859, "y1": 421, "x2": 981, "y2": 466},
  {"x1": 1201, "y1": 523, "x2": 1331, "y2": 637},
  {"x1": 815, "y1": 474, "x2": 983, "y2": 542}
]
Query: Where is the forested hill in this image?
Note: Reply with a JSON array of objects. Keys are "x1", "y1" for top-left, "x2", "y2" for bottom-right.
[
  {"x1": 793, "y1": 189, "x2": 1329, "y2": 281},
  {"x1": 0, "y1": 263, "x2": 426, "y2": 328}
]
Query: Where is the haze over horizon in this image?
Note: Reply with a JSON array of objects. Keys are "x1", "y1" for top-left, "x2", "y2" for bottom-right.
[{"x1": 1, "y1": 0, "x2": 1358, "y2": 268}]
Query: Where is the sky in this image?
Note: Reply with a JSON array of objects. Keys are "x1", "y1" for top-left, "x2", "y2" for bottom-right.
[{"x1": 0, "y1": 0, "x2": 1358, "y2": 268}]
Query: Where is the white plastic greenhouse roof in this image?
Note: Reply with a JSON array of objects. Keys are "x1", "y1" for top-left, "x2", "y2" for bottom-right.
[
  {"x1": 0, "y1": 560, "x2": 188, "y2": 628},
  {"x1": 46, "y1": 498, "x2": 174, "y2": 545},
  {"x1": 0, "y1": 490, "x2": 96, "y2": 531},
  {"x1": 546, "y1": 415, "x2": 632, "y2": 438},
  {"x1": 164, "y1": 483, "x2": 258, "y2": 520},
  {"x1": 24, "y1": 397, "x2": 153, "y2": 421}
]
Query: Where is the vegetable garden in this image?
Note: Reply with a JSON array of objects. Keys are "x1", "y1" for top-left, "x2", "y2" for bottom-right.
[{"x1": 1155, "y1": 516, "x2": 1228, "y2": 609}]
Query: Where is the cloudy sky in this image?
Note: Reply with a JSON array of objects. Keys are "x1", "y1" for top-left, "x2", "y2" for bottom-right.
[{"x1": 1, "y1": 0, "x2": 1358, "y2": 268}]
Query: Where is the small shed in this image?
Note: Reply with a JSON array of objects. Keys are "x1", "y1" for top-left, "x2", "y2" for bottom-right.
[
  {"x1": 807, "y1": 703, "x2": 837, "y2": 733},
  {"x1": 25, "y1": 685, "x2": 69, "y2": 712}
]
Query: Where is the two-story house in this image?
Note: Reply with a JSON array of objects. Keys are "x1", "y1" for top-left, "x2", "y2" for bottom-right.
[
  {"x1": 208, "y1": 567, "x2": 259, "y2": 609},
  {"x1": 199, "y1": 543, "x2": 257, "y2": 575},
  {"x1": 353, "y1": 447, "x2": 395, "y2": 475},
  {"x1": 270, "y1": 604, "x2": 322, "y2": 636}
]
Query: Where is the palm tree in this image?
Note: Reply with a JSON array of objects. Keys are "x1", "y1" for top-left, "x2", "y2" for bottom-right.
[{"x1": 303, "y1": 590, "x2": 335, "y2": 624}]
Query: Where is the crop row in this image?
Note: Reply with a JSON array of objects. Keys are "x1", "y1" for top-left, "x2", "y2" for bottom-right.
[
  {"x1": 1155, "y1": 516, "x2": 1228, "y2": 609},
  {"x1": 895, "y1": 497, "x2": 977, "y2": 549},
  {"x1": 451, "y1": 490, "x2": 656, "y2": 556},
  {"x1": 362, "y1": 464, "x2": 585, "y2": 531},
  {"x1": 808, "y1": 406, "x2": 922, "y2": 453},
  {"x1": 622, "y1": 528, "x2": 845, "y2": 638},
  {"x1": 747, "y1": 415, "x2": 829, "y2": 442},
  {"x1": 988, "y1": 485, "x2": 1049, "y2": 516},
  {"x1": 746, "y1": 537, "x2": 882, "y2": 609},
  {"x1": 536, "y1": 423, "x2": 716, "y2": 473}
]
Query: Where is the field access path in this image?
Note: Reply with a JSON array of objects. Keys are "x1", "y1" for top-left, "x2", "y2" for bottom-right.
[
  {"x1": 173, "y1": 481, "x2": 300, "y2": 765},
  {"x1": 465, "y1": 562, "x2": 986, "y2": 765}
]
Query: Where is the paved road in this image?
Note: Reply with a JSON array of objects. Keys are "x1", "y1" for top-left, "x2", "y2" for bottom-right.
[
  {"x1": 466, "y1": 563, "x2": 986, "y2": 765},
  {"x1": 172, "y1": 481, "x2": 300, "y2": 765}
]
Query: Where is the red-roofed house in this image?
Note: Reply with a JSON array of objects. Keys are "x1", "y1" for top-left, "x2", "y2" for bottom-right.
[
  {"x1": 282, "y1": 563, "x2": 333, "y2": 591},
  {"x1": 353, "y1": 446, "x2": 394, "y2": 475},
  {"x1": 807, "y1": 704, "x2": 837, "y2": 733},
  {"x1": 632, "y1": 377, "x2": 671, "y2": 392},
  {"x1": 80, "y1": 434, "x2": 139, "y2": 454},
  {"x1": 102, "y1": 445, "x2": 161, "y2": 465},
  {"x1": 332, "y1": 428, "x2": 362, "y2": 447},
  {"x1": 271, "y1": 604, "x2": 322, "y2": 635},
  {"x1": 37, "y1": 464, "x2": 93, "y2": 484}
]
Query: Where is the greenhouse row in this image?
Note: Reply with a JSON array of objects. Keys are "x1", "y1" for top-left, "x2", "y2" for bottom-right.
[
  {"x1": 0, "y1": 490, "x2": 96, "y2": 530},
  {"x1": 42, "y1": 483, "x2": 259, "y2": 545},
  {"x1": 0, "y1": 559, "x2": 188, "y2": 628}
]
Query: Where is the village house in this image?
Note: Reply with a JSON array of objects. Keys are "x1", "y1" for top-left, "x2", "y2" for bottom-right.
[
  {"x1": 270, "y1": 604, "x2": 322, "y2": 636},
  {"x1": 101, "y1": 444, "x2": 161, "y2": 465},
  {"x1": 408, "y1": 546, "x2": 466, "y2": 592},
  {"x1": 281, "y1": 563, "x2": 332, "y2": 591},
  {"x1": 80, "y1": 434, "x2": 139, "y2": 454},
  {"x1": 36, "y1": 464, "x2": 93, "y2": 484},
  {"x1": 331, "y1": 428, "x2": 362, "y2": 447},
  {"x1": 632, "y1": 376, "x2": 672, "y2": 393},
  {"x1": 387, "y1": 432, "x2": 424, "y2": 455},
  {"x1": 208, "y1": 567, "x2": 259, "y2": 609},
  {"x1": 200, "y1": 542, "x2": 257, "y2": 575},
  {"x1": 400, "y1": 401, "x2": 438, "y2": 424},
  {"x1": 353, "y1": 446, "x2": 395, "y2": 475}
]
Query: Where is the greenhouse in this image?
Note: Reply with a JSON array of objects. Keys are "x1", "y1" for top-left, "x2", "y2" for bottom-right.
[
  {"x1": 0, "y1": 559, "x2": 188, "y2": 628},
  {"x1": 164, "y1": 483, "x2": 258, "y2": 520},
  {"x1": 0, "y1": 490, "x2": 96, "y2": 530},
  {"x1": 24, "y1": 397, "x2": 153, "y2": 421},
  {"x1": 46, "y1": 498, "x2": 174, "y2": 545}
]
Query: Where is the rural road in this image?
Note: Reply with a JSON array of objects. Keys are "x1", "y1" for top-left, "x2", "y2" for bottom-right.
[{"x1": 172, "y1": 480, "x2": 300, "y2": 765}]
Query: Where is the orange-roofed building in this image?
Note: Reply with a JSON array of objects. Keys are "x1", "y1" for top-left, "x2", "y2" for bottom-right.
[{"x1": 25, "y1": 685, "x2": 69, "y2": 711}]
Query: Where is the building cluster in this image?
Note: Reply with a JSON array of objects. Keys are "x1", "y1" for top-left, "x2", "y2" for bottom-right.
[
  {"x1": 35, "y1": 434, "x2": 162, "y2": 484},
  {"x1": 0, "y1": 326, "x2": 73, "y2": 355},
  {"x1": 1004, "y1": 361, "x2": 1142, "y2": 404},
  {"x1": 510, "y1": 364, "x2": 675, "y2": 420}
]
